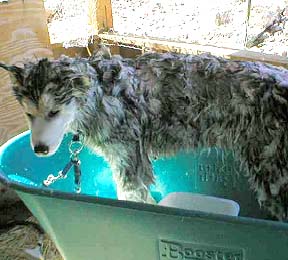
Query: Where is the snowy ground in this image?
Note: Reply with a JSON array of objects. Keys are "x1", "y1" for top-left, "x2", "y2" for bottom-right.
[
  {"x1": 111, "y1": 0, "x2": 288, "y2": 55},
  {"x1": 45, "y1": 0, "x2": 288, "y2": 56},
  {"x1": 111, "y1": 0, "x2": 247, "y2": 49},
  {"x1": 247, "y1": 0, "x2": 288, "y2": 55},
  {"x1": 44, "y1": 0, "x2": 93, "y2": 48}
]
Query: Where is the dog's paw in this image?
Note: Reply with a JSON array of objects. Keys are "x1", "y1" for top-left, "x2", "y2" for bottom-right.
[{"x1": 146, "y1": 193, "x2": 157, "y2": 204}]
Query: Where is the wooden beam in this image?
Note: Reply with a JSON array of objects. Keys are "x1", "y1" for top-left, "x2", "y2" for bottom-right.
[
  {"x1": 51, "y1": 43, "x2": 89, "y2": 58},
  {"x1": 89, "y1": 0, "x2": 113, "y2": 34},
  {"x1": 229, "y1": 50, "x2": 288, "y2": 68},
  {"x1": 99, "y1": 33, "x2": 288, "y2": 68}
]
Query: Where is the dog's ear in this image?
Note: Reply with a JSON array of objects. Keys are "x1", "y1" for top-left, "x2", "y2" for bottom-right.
[{"x1": 0, "y1": 62, "x2": 24, "y2": 86}]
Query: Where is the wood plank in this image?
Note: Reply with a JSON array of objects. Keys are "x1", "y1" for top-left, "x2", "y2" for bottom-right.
[
  {"x1": 0, "y1": 0, "x2": 53, "y2": 145},
  {"x1": 51, "y1": 43, "x2": 89, "y2": 58},
  {"x1": 229, "y1": 50, "x2": 288, "y2": 68},
  {"x1": 99, "y1": 33, "x2": 288, "y2": 68}
]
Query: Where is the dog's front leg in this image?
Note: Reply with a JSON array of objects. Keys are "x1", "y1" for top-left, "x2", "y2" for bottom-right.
[
  {"x1": 116, "y1": 176, "x2": 156, "y2": 204},
  {"x1": 107, "y1": 142, "x2": 156, "y2": 204}
]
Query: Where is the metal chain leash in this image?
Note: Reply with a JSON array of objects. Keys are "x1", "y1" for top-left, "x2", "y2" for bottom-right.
[{"x1": 43, "y1": 135, "x2": 83, "y2": 193}]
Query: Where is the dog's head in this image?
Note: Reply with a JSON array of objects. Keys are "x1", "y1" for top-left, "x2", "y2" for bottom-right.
[{"x1": 0, "y1": 57, "x2": 90, "y2": 157}]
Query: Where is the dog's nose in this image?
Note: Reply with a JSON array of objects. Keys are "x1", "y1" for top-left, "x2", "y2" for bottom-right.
[{"x1": 34, "y1": 144, "x2": 49, "y2": 155}]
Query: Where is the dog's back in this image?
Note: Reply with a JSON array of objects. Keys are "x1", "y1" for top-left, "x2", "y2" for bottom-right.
[
  {"x1": 134, "y1": 52, "x2": 288, "y2": 219},
  {"x1": 135, "y1": 53, "x2": 288, "y2": 151}
]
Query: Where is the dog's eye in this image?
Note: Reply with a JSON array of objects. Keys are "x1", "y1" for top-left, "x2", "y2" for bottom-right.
[
  {"x1": 48, "y1": 110, "x2": 60, "y2": 118},
  {"x1": 26, "y1": 113, "x2": 34, "y2": 121}
]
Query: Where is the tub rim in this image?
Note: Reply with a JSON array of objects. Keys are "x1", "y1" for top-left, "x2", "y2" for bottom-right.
[{"x1": 1, "y1": 131, "x2": 288, "y2": 230}]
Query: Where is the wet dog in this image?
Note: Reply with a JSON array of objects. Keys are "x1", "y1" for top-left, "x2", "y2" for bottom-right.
[{"x1": 1, "y1": 49, "x2": 288, "y2": 220}]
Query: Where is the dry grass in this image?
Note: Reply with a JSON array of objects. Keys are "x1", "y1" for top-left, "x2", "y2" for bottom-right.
[{"x1": 0, "y1": 217, "x2": 62, "y2": 260}]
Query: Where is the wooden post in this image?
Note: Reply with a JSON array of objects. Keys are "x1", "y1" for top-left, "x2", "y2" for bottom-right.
[{"x1": 89, "y1": 0, "x2": 113, "y2": 34}]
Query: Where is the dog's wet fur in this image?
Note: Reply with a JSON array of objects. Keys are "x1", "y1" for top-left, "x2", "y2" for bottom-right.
[{"x1": 2, "y1": 49, "x2": 288, "y2": 220}]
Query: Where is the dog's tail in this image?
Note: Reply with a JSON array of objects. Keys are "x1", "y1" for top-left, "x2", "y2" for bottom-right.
[{"x1": 90, "y1": 44, "x2": 112, "y2": 60}]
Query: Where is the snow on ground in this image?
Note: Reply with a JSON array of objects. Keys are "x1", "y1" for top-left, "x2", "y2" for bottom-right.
[
  {"x1": 44, "y1": 0, "x2": 93, "y2": 47},
  {"x1": 45, "y1": 0, "x2": 288, "y2": 56},
  {"x1": 111, "y1": 0, "x2": 247, "y2": 49}
]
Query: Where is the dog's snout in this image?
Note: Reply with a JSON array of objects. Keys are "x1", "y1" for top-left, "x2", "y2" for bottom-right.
[{"x1": 34, "y1": 144, "x2": 49, "y2": 155}]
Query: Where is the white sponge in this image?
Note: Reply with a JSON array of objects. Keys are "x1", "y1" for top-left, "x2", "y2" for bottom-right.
[{"x1": 158, "y1": 192, "x2": 240, "y2": 216}]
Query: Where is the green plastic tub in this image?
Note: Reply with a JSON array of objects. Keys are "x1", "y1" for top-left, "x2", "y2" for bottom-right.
[{"x1": 0, "y1": 131, "x2": 287, "y2": 260}]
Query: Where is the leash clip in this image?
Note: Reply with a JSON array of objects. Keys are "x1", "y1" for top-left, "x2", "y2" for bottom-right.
[{"x1": 69, "y1": 134, "x2": 83, "y2": 193}]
